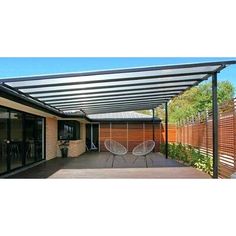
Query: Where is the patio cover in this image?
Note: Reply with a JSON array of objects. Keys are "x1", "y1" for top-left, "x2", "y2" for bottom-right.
[{"x1": 0, "y1": 60, "x2": 235, "y2": 115}]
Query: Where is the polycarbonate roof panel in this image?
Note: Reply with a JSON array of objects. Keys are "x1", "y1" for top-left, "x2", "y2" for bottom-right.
[
  {"x1": 0, "y1": 60, "x2": 235, "y2": 115},
  {"x1": 4, "y1": 65, "x2": 220, "y2": 87},
  {"x1": 88, "y1": 111, "x2": 154, "y2": 120},
  {"x1": 33, "y1": 82, "x2": 194, "y2": 99},
  {"x1": 16, "y1": 74, "x2": 206, "y2": 94},
  {"x1": 40, "y1": 86, "x2": 188, "y2": 102}
]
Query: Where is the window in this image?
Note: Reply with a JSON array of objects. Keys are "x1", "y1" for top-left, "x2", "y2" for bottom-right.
[{"x1": 58, "y1": 120, "x2": 80, "y2": 140}]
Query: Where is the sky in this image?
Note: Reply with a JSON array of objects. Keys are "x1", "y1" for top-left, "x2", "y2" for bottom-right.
[{"x1": 0, "y1": 57, "x2": 236, "y2": 87}]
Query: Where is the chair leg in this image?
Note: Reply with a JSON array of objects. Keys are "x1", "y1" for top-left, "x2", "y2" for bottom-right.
[
  {"x1": 112, "y1": 155, "x2": 115, "y2": 168},
  {"x1": 105, "y1": 154, "x2": 111, "y2": 163},
  {"x1": 145, "y1": 156, "x2": 148, "y2": 168},
  {"x1": 133, "y1": 156, "x2": 139, "y2": 164},
  {"x1": 149, "y1": 157, "x2": 154, "y2": 165}
]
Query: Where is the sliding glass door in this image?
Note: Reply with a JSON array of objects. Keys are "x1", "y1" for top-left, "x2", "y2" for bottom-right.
[
  {"x1": 25, "y1": 114, "x2": 36, "y2": 164},
  {"x1": 25, "y1": 115, "x2": 44, "y2": 164},
  {"x1": 0, "y1": 108, "x2": 8, "y2": 174},
  {"x1": 0, "y1": 106, "x2": 45, "y2": 175},
  {"x1": 35, "y1": 118, "x2": 43, "y2": 161},
  {"x1": 9, "y1": 111, "x2": 23, "y2": 169}
]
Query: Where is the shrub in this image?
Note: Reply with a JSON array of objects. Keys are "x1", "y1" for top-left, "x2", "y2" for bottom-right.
[{"x1": 159, "y1": 143, "x2": 213, "y2": 175}]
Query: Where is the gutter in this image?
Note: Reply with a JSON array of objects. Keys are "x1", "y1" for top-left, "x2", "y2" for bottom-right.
[{"x1": 0, "y1": 84, "x2": 91, "y2": 121}]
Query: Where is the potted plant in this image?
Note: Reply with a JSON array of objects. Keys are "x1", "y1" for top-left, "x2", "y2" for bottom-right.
[{"x1": 59, "y1": 140, "x2": 70, "y2": 158}]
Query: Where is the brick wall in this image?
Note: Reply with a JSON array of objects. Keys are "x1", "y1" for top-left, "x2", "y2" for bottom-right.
[
  {"x1": 46, "y1": 117, "x2": 58, "y2": 160},
  {"x1": 46, "y1": 118, "x2": 86, "y2": 159},
  {"x1": 56, "y1": 122, "x2": 86, "y2": 157}
]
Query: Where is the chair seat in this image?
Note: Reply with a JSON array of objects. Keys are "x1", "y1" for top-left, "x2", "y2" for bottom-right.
[
  {"x1": 104, "y1": 139, "x2": 128, "y2": 156},
  {"x1": 132, "y1": 140, "x2": 155, "y2": 156}
]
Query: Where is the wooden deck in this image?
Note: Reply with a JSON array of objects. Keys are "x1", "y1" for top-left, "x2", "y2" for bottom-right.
[{"x1": 7, "y1": 152, "x2": 210, "y2": 179}]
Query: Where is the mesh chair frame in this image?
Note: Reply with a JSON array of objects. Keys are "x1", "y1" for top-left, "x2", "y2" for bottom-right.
[
  {"x1": 132, "y1": 140, "x2": 155, "y2": 168},
  {"x1": 104, "y1": 139, "x2": 128, "y2": 168}
]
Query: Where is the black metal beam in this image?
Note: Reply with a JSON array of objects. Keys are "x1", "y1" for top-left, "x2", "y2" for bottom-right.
[
  {"x1": 0, "y1": 85, "x2": 89, "y2": 120},
  {"x1": 2, "y1": 83, "x2": 63, "y2": 114},
  {"x1": 0, "y1": 84, "x2": 64, "y2": 117},
  {"x1": 212, "y1": 73, "x2": 219, "y2": 179},
  {"x1": 165, "y1": 102, "x2": 168, "y2": 159},
  {"x1": 1, "y1": 60, "x2": 235, "y2": 83},
  {"x1": 152, "y1": 108, "x2": 155, "y2": 142},
  {"x1": 25, "y1": 79, "x2": 205, "y2": 95}
]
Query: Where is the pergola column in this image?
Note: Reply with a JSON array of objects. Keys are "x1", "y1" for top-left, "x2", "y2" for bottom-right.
[
  {"x1": 151, "y1": 108, "x2": 155, "y2": 152},
  {"x1": 165, "y1": 102, "x2": 168, "y2": 159},
  {"x1": 212, "y1": 73, "x2": 219, "y2": 178},
  {"x1": 152, "y1": 108, "x2": 155, "y2": 141}
]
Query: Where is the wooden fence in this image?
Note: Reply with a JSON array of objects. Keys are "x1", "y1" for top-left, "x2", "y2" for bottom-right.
[
  {"x1": 176, "y1": 99, "x2": 236, "y2": 178},
  {"x1": 98, "y1": 99, "x2": 236, "y2": 178},
  {"x1": 99, "y1": 122, "x2": 176, "y2": 152}
]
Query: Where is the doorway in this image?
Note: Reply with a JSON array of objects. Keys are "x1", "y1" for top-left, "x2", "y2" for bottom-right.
[
  {"x1": 0, "y1": 106, "x2": 44, "y2": 175},
  {"x1": 86, "y1": 124, "x2": 99, "y2": 151}
]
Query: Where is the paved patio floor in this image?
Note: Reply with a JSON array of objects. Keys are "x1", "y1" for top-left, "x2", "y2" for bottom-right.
[{"x1": 7, "y1": 152, "x2": 210, "y2": 179}]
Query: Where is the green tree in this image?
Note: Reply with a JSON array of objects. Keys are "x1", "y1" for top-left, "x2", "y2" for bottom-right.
[{"x1": 138, "y1": 81, "x2": 235, "y2": 123}]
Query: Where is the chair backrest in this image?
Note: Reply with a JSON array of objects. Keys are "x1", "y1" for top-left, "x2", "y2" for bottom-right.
[
  {"x1": 132, "y1": 140, "x2": 155, "y2": 156},
  {"x1": 104, "y1": 139, "x2": 127, "y2": 155}
]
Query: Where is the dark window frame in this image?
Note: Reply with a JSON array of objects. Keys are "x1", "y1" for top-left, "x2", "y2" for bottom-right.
[{"x1": 58, "y1": 120, "x2": 80, "y2": 140}]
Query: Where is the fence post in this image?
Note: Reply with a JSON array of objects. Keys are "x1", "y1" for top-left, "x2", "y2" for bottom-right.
[
  {"x1": 206, "y1": 109, "x2": 209, "y2": 158},
  {"x1": 127, "y1": 122, "x2": 129, "y2": 152},
  {"x1": 234, "y1": 99, "x2": 236, "y2": 171},
  {"x1": 183, "y1": 119, "x2": 185, "y2": 144},
  {"x1": 165, "y1": 102, "x2": 168, "y2": 159},
  {"x1": 192, "y1": 115, "x2": 194, "y2": 146},
  {"x1": 212, "y1": 72, "x2": 219, "y2": 179},
  {"x1": 198, "y1": 112, "x2": 201, "y2": 152},
  {"x1": 186, "y1": 117, "x2": 189, "y2": 145},
  {"x1": 176, "y1": 121, "x2": 179, "y2": 143}
]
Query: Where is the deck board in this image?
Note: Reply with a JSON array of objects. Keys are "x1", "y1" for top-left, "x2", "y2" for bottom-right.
[
  {"x1": 49, "y1": 167, "x2": 210, "y2": 178},
  {"x1": 7, "y1": 152, "x2": 210, "y2": 179}
]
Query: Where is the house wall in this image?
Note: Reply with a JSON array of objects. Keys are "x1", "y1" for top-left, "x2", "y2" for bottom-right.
[
  {"x1": 46, "y1": 117, "x2": 58, "y2": 160},
  {"x1": 0, "y1": 97, "x2": 57, "y2": 118},
  {"x1": 0, "y1": 97, "x2": 87, "y2": 160}
]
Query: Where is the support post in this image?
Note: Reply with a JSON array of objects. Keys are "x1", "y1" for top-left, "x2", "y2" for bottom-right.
[
  {"x1": 212, "y1": 73, "x2": 218, "y2": 179},
  {"x1": 152, "y1": 108, "x2": 155, "y2": 142},
  {"x1": 165, "y1": 102, "x2": 168, "y2": 159}
]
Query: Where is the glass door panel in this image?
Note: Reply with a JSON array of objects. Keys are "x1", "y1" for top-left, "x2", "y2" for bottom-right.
[
  {"x1": 35, "y1": 117, "x2": 43, "y2": 161},
  {"x1": 25, "y1": 114, "x2": 36, "y2": 164},
  {"x1": 9, "y1": 111, "x2": 23, "y2": 170},
  {"x1": 0, "y1": 106, "x2": 44, "y2": 175},
  {"x1": 0, "y1": 108, "x2": 8, "y2": 174}
]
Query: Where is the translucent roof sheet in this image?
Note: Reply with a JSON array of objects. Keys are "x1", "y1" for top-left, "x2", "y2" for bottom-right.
[
  {"x1": 88, "y1": 111, "x2": 155, "y2": 120},
  {"x1": 0, "y1": 60, "x2": 235, "y2": 115}
]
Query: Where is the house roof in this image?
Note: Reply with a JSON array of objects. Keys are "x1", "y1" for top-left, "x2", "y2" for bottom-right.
[{"x1": 88, "y1": 111, "x2": 160, "y2": 122}]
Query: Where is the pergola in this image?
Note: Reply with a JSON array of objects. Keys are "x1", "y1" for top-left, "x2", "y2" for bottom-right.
[{"x1": 0, "y1": 60, "x2": 236, "y2": 178}]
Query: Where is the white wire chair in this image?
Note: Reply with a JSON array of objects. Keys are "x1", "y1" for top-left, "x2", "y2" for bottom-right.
[
  {"x1": 104, "y1": 139, "x2": 128, "y2": 167},
  {"x1": 132, "y1": 140, "x2": 155, "y2": 168}
]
